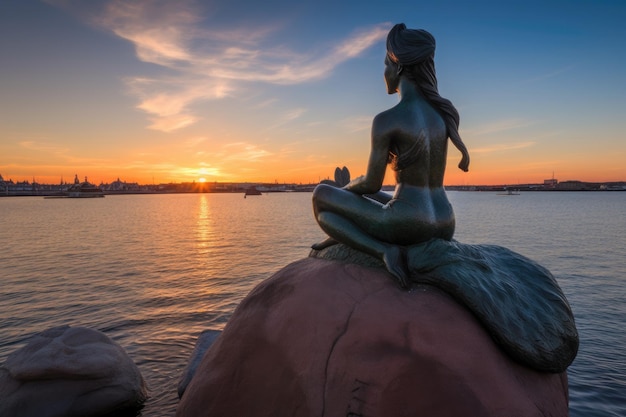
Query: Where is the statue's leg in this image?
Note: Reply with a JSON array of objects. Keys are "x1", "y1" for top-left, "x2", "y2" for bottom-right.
[
  {"x1": 316, "y1": 211, "x2": 409, "y2": 289},
  {"x1": 312, "y1": 184, "x2": 411, "y2": 288},
  {"x1": 311, "y1": 184, "x2": 351, "y2": 250},
  {"x1": 364, "y1": 190, "x2": 393, "y2": 205},
  {"x1": 313, "y1": 184, "x2": 387, "y2": 218}
]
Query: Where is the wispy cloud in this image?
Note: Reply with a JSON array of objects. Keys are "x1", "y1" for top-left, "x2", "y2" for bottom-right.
[
  {"x1": 523, "y1": 64, "x2": 577, "y2": 84},
  {"x1": 49, "y1": 0, "x2": 389, "y2": 132},
  {"x1": 184, "y1": 136, "x2": 209, "y2": 147},
  {"x1": 266, "y1": 108, "x2": 308, "y2": 130},
  {"x1": 472, "y1": 141, "x2": 535, "y2": 154},
  {"x1": 461, "y1": 118, "x2": 540, "y2": 154},
  {"x1": 462, "y1": 118, "x2": 533, "y2": 137},
  {"x1": 19, "y1": 140, "x2": 70, "y2": 155},
  {"x1": 218, "y1": 142, "x2": 272, "y2": 163},
  {"x1": 341, "y1": 115, "x2": 372, "y2": 133},
  {"x1": 18, "y1": 140, "x2": 109, "y2": 165}
]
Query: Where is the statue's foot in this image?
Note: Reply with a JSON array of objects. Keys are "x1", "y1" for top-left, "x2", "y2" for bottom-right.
[
  {"x1": 383, "y1": 245, "x2": 410, "y2": 290},
  {"x1": 311, "y1": 237, "x2": 339, "y2": 251}
]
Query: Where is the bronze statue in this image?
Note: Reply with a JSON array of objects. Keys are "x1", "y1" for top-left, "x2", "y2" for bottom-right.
[{"x1": 312, "y1": 23, "x2": 470, "y2": 288}]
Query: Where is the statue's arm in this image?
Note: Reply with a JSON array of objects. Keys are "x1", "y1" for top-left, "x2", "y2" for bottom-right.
[{"x1": 343, "y1": 114, "x2": 390, "y2": 195}]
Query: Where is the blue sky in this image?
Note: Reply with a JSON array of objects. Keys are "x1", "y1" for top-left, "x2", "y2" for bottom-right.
[{"x1": 1, "y1": 0, "x2": 625, "y2": 185}]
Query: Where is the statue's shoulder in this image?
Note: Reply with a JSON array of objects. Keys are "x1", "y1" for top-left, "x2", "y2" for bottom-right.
[{"x1": 372, "y1": 105, "x2": 404, "y2": 137}]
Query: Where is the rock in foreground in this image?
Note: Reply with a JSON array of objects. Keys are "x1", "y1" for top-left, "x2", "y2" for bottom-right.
[
  {"x1": 177, "y1": 257, "x2": 569, "y2": 417},
  {"x1": 178, "y1": 329, "x2": 222, "y2": 399},
  {"x1": 0, "y1": 325, "x2": 147, "y2": 417}
]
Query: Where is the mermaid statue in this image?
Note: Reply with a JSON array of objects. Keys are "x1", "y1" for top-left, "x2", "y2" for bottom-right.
[
  {"x1": 311, "y1": 24, "x2": 578, "y2": 373},
  {"x1": 312, "y1": 23, "x2": 469, "y2": 289}
]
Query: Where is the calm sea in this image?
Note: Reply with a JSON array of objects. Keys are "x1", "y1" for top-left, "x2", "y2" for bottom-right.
[{"x1": 1, "y1": 191, "x2": 624, "y2": 416}]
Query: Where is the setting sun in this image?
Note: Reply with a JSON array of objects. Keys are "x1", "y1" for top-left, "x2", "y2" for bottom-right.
[{"x1": 198, "y1": 178, "x2": 207, "y2": 183}]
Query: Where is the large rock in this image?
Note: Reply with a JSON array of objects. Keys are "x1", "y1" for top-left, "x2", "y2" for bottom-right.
[
  {"x1": 177, "y1": 257, "x2": 569, "y2": 417},
  {"x1": 0, "y1": 325, "x2": 147, "y2": 417},
  {"x1": 178, "y1": 329, "x2": 222, "y2": 399},
  {"x1": 311, "y1": 240, "x2": 578, "y2": 373}
]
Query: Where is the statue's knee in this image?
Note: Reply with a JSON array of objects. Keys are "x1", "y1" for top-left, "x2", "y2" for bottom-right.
[{"x1": 312, "y1": 184, "x2": 334, "y2": 206}]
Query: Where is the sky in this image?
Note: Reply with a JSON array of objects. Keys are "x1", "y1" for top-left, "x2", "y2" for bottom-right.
[{"x1": 1, "y1": 0, "x2": 625, "y2": 186}]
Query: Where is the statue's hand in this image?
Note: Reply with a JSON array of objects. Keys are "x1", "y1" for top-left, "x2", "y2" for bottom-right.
[
  {"x1": 320, "y1": 166, "x2": 351, "y2": 188},
  {"x1": 343, "y1": 175, "x2": 364, "y2": 187},
  {"x1": 334, "y1": 166, "x2": 351, "y2": 187}
]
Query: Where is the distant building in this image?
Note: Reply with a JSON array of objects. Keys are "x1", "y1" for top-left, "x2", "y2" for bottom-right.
[
  {"x1": 544, "y1": 178, "x2": 558, "y2": 189},
  {"x1": 106, "y1": 177, "x2": 140, "y2": 192},
  {"x1": 0, "y1": 174, "x2": 6, "y2": 195},
  {"x1": 556, "y1": 180, "x2": 590, "y2": 191}
]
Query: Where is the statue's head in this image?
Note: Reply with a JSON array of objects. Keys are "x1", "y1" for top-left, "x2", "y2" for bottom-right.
[
  {"x1": 385, "y1": 24, "x2": 437, "y2": 94},
  {"x1": 386, "y1": 23, "x2": 435, "y2": 67}
]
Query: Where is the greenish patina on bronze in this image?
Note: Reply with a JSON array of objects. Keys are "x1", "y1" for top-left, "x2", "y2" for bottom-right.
[
  {"x1": 312, "y1": 24, "x2": 469, "y2": 288},
  {"x1": 311, "y1": 23, "x2": 578, "y2": 373}
]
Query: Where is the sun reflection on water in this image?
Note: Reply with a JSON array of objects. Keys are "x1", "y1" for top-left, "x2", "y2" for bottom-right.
[{"x1": 196, "y1": 194, "x2": 211, "y2": 254}]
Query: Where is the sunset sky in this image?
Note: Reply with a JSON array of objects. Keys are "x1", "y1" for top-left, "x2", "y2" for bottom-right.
[{"x1": 1, "y1": 0, "x2": 625, "y2": 185}]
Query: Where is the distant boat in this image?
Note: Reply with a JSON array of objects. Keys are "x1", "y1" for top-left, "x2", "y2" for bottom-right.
[
  {"x1": 66, "y1": 175, "x2": 104, "y2": 198},
  {"x1": 497, "y1": 189, "x2": 520, "y2": 196},
  {"x1": 244, "y1": 187, "x2": 262, "y2": 198}
]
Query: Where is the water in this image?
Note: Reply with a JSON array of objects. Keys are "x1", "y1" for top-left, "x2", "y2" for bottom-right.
[{"x1": 1, "y1": 191, "x2": 624, "y2": 416}]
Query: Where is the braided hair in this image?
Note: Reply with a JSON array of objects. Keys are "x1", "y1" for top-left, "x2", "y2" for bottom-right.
[{"x1": 386, "y1": 23, "x2": 469, "y2": 172}]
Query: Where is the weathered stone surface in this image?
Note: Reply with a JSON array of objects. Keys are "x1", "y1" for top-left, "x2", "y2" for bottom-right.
[
  {"x1": 178, "y1": 329, "x2": 222, "y2": 399},
  {"x1": 311, "y1": 240, "x2": 579, "y2": 373},
  {"x1": 177, "y1": 257, "x2": 569, "y2": 417},
  {"x1": 0, "y1": 325, "x2": 147, "y2": 417}
]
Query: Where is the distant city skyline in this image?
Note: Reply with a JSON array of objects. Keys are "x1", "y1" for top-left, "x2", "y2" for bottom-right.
[
  {"x1": 1, "y1": 0, "x2": 625, "y2": 186},
  {"x1": 1, "y1": 170, "x2": 623, "y2": 189}
]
